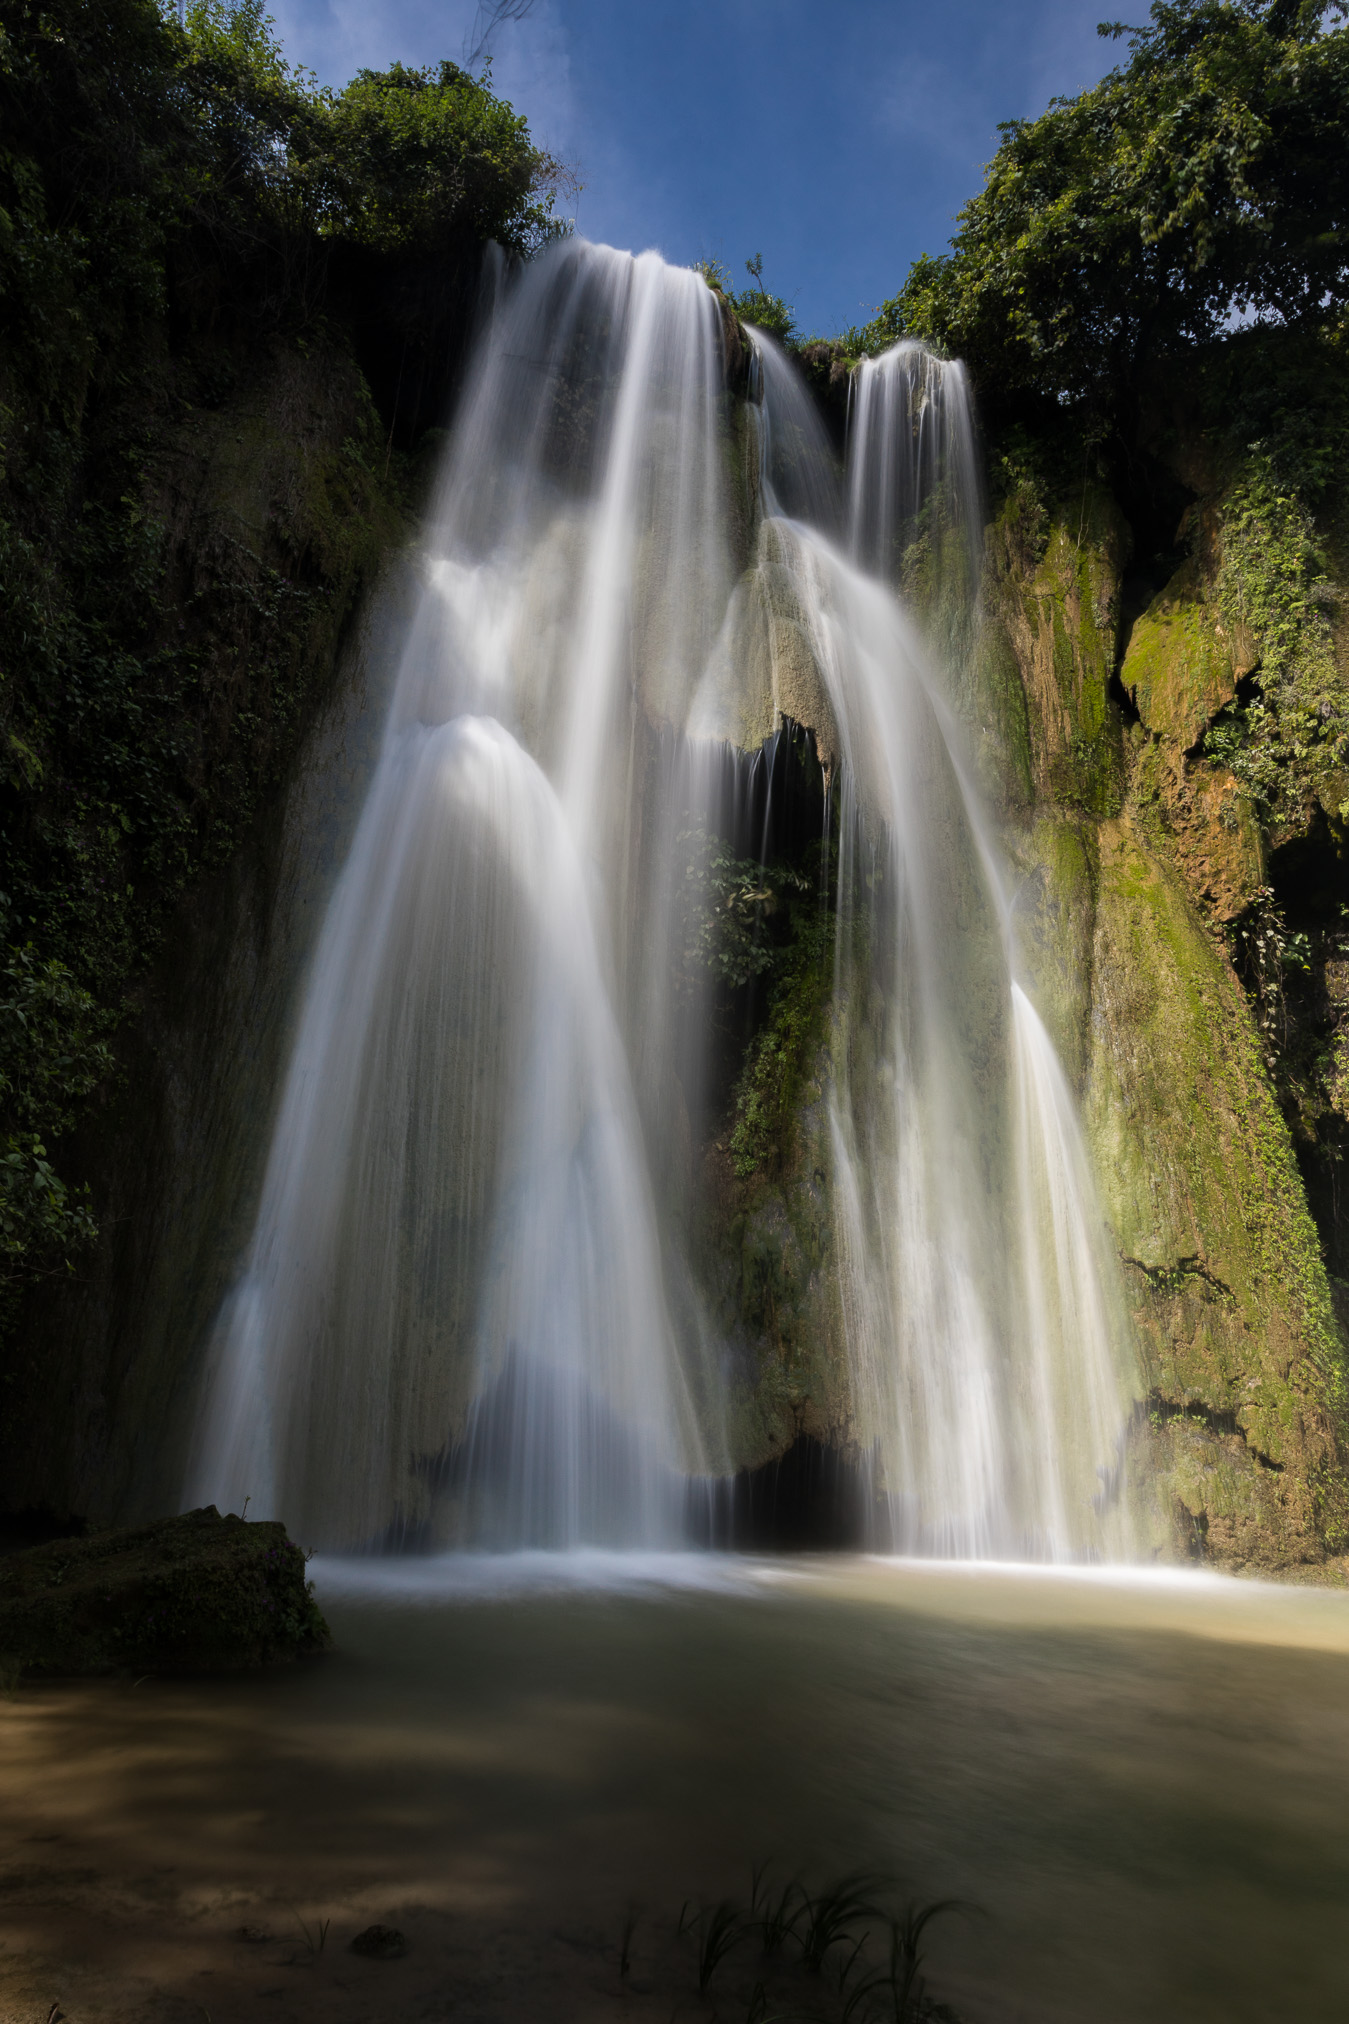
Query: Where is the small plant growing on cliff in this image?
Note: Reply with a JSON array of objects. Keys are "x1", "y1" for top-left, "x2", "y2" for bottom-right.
[
  {"x1": 676, "y1": 829, "x2": 810, "y2": 996},
  {"x1": 733, "y1": 254, "x2": 797, "y2": 346},
  {"x1": 1229, "y1": 885, "x2": 1311, "y2": 1063}
]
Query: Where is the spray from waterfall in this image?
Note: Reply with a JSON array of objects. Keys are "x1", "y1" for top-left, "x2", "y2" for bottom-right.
[{"x1": 189, "y1": 240, "x2": 1138, "y2": 1560}]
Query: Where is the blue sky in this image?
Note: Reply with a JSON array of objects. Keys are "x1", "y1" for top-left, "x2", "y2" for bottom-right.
[{"x1": 271, "y1": 0, "x2": 1120, "y2": 336}]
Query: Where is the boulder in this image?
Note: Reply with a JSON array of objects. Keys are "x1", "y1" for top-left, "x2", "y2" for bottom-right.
[{"x1": 0, "y1": 1505, "x2": 329, "y2": 1679}]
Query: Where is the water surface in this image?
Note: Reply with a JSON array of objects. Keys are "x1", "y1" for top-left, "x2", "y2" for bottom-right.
[{"x1": 3, "y1": 1557, "x2": 1347, "y2": 2022}]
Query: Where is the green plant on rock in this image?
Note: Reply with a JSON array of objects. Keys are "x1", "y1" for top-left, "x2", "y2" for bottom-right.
[
  {"x1": 677, "y1": 828, "x2": 811, "y2": 996},
  {"x1": 729, "y1": 914, "x2": 835, "y2": 1180},
  {"x1": 1210, "y1": 454, "x2": 1346, "y2": 823},
  {"x1": 699, "y1": 254, "x2": 797, "y2": 346}
]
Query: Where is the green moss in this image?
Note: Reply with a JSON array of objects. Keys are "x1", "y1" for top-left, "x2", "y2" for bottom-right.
[
  {"x1": 1122, "y1": 568, "x2": 1235, "y2": 750},
  {"x1": 729, "y1": 916, "x2": 834, "y2": 1179},
  {"x1": 1205, "y1": 454, "x2": 1348, "y2": 827},
  {"x1": 1085, "y1": 819, "x2": 1349, "y2": 1559},
  {"x1": 1008, "y1": 814, "x2": 1097, "y2": 1088},
  {"x1": 989, "y1": 481, "x2": 1127, "y2": 814}
]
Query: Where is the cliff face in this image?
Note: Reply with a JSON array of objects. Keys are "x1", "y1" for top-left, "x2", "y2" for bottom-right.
[
  {"x1": 993, "y1": 451, "x2": 1348, "y2": 1569},
  {"x1": 0, "y1": 344, "x2": 411, "y2": 1521}
]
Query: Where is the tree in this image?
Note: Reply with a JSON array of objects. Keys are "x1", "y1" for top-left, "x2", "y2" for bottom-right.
[{"x1": 863, "y1": 0, "x2": 1349, "y2": 408}]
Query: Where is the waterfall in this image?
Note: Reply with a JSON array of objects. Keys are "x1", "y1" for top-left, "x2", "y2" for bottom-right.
[
  {"x1": 189, "y1": 239, "x2": 1138, "y2": 1559},
  {"x1": 745, "y1": 330, "x2": 1137, "y2": 1557}
]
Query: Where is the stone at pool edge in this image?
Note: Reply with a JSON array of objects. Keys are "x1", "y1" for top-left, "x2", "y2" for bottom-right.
[
  {"x1": 350, "y1": 1925, "x2": 408, "y2": 1959},
  {"x1": 0, "y1": 1505, "x2": 330, "y2": 1679}
]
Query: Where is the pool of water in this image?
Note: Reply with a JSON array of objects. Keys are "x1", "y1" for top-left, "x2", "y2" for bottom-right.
[{"x1": 3, "y1": 1555, "x2": 1348, "y2": 2022}]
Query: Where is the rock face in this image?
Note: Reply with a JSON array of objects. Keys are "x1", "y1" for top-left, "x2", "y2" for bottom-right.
[
  {"x1": 971, "y1": 461, "x2": 1348, "y2": 1567},
  {"x1": 0, "y1": 1507, "x2": 329, "y2": 1679}
]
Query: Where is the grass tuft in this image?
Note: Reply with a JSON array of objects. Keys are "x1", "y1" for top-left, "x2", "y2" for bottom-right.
[
  {"x1": 796, "y1": 1872, "x2": 889, "y2": 1975},
  {"x1": 679, "y1": 1896, "x2": 749, "y2": 1992}
]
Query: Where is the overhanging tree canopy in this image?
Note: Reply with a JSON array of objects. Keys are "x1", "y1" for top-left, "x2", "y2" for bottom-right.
[{"x1": 865, "y1": 0, "x2": 1349, "y2": 407}]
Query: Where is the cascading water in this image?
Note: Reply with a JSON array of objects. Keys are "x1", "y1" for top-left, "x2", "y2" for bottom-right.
[
  {"x1": 189, "y1": 237, "x2": 1138, "y2": 1559},
  {"x1": 191, "y1": 245, "x2": 733, "y2": 1549},
  {"x1": 745, "y1": 330, "x2": 1137, "y2": 1556}
]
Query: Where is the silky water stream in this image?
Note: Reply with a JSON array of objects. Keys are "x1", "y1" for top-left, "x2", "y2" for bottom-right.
[
  {"x1": 188, "y1": 241, "x2": 1136, "y2": 1561},
  {"x1": 22, "y1": 242, "x2": 1329, "y2": 2023}
]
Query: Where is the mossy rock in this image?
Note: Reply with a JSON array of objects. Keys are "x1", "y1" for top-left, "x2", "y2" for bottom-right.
[
  {"x1": 1007, "y1": 812, "x2": 1097, "y2": 1089},
  {"x1": 1083, "y1": 818, "x2": 1349, "y2": 1564},
  {"x1": 0, "y1": 1506, "x2": 329, "y2": 1680},
  {"x1": 989, "y1": 482, "x2": 1128, "y2": 812},
  {"x1": 1121, "y1": 560, "x2": 1235, "y2": 750}
]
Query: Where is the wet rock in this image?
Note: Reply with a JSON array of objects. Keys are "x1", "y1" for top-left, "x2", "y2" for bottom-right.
[
  {"x1": 350, "y1": 1924, "x2": 408, "y2": 1958},
  {"x1": 0, "y1": 1506, "x2": 329, "y2": 1680}
]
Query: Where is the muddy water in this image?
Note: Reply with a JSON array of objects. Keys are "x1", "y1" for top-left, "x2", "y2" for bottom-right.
[{"x1": 2, "y1": 1557, "x2": 1348, "y2": 2023}]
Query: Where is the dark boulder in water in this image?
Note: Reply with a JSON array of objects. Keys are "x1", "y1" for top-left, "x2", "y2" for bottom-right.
[
  {"x1": 0, "y1": 1506, "x2": 329, "y2": 1680},
  {"x1": 350, "y1": 1925, "x2": 408, "y2": 1959}
]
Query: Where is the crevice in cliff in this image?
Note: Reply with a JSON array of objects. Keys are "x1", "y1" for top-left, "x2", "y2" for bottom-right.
[
  {"x1": 1123, "y1": 1253, "x2": 1235, "y2": 1301},
  {"x1": 1109, "y1": 668, "x2": 1142, "y2": 728},
  {"x1": 1147, "y1": 1390, "x2": 1285, "y2": 1473},
  {"x1": 1229, "y1": 817, "x2": 1349, "y2": 1282}
]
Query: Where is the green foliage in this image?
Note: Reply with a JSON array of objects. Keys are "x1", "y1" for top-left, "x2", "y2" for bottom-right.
[
  {"x1": 1202, "y1": 452, "x2": 1347, "y2": 818},
  {"x1": 0, "y1": 925, "x2": 113, "y2": 1296},
  {"x1": 867, "y1": 0, "x2": 1349, "y2": 406},
  {"x1": 729, "y1": 914, "x2": 834, "y2": 1179},
  {"x1": 175, "y1": 0, "x2": 567, "y2": 256},
  {"x1": 1195, "y1": 318, "x2": 1349, "y2": 506},
  {"x1": 678, "y1": 828, "x2": 810, "y2": 993},
  {"x1": 700, "y1": 254, "x2": 797, "y2": 346},
  {"x1": 318, "y1": 60, "x2": 566, "y2": 253}
]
